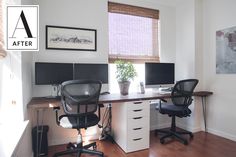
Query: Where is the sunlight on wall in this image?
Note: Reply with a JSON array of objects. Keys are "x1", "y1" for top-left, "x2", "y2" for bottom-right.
[
  {"x1": 0, "y1": 52, "x2": 23, "y2": 123},
  {"x1": 109, "y1": 63, "x2": 145, "y2": 93}
]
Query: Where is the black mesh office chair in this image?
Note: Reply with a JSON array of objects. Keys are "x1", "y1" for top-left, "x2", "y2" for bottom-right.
[
  {"x1": 155, "y1": 79, "x2": 199, "y2": 145},
  {"x1": 53, "y1": 80, "x2": 104, "y2": 157}
]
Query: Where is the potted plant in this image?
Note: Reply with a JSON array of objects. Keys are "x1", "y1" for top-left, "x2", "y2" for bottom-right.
[{"x1": 115, "y1": 60, "x2": 137, "y2": 95}]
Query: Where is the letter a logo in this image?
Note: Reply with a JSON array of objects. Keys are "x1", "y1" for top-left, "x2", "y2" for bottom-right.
[{"x1": 11, "y1": 11, "x2": 33, "y2": 38}]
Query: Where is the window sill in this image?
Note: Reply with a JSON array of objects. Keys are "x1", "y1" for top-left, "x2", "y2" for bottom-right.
[{"x1": 0, "y1": 120, "x2": 29, "y2": 157}]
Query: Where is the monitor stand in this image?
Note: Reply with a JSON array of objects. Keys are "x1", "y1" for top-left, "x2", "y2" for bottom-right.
[
  {"x1": 151, "y1": 88, "x2": 160, "y2": 94},
  {"x1": 45, "y1": 95, "x2": 61, "y2": 100},
  {"x1": 47, "y1": 84, "x2": 61, "y2": 99},
  {"x1": 151, "y1": 86, "x2": 172, "y2": 94},
  {"x1": 159, "y1": 87, "x2": 169, "y2": 91}
]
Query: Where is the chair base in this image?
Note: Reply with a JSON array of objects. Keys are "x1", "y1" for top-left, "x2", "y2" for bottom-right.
[
  {"x1": 53, "y1": 142, "x2": 104, "y2": 157},
  {"x1": 155, "y1": 129, "x2": 193, "y2": 145}
]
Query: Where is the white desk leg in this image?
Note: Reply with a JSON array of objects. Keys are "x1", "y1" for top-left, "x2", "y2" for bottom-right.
[{"x1": 201, "y1": 96, "x2": 207, "y2": 132}]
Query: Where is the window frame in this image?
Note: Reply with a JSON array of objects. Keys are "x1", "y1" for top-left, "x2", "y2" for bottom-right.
[{"x1": 108, "y1": 2, "x2": 160, "y2": 63}]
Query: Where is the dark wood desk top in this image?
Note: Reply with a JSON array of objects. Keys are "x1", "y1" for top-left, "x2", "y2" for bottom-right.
[
  {"x1": 192, "y1": 91, "x2": 213, "y2": 97},
  {"x1": 28, "y1": 91, "x2": 213, "y2": 109},
  {"x1": 99, "y1": 91, "x2": 213, "y2": 103}
]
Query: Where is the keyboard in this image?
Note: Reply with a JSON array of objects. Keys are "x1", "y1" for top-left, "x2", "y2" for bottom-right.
[
  {"x1": 159, "y1": 91, "x2": 171, "y2": 95},
  {"x1": 160, "y1": 87, "x2": 173, "y2": 92}
]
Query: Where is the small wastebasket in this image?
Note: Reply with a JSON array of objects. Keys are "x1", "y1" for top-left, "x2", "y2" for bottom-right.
[{"x1": 32, "y1": 125, "x2": 49, "y2": 157}]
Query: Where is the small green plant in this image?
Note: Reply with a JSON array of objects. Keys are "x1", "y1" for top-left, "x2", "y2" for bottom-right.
[{"x1": 115, "y1": 60, "x2": 137, "y2": 82}]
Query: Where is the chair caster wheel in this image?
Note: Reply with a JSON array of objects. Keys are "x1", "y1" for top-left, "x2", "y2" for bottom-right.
[
  {"x1": 155, "y1": 130, "x2": 158, "y2": 136},
  {"x1": 66, "y1": 142, "x2": 76, "y2": 150},
  {"x1": 93, "y1": 145, "x2": 97, "y2": 150},
  {"x1": 190, "y1": 133, "x2": 194, "y2": 138},
  {"x1": 160, "y1": 139, "x2": 165, "y2": 144},
  {"x1": 183, "y1": 141, "x2": 188, "y2": 145}
]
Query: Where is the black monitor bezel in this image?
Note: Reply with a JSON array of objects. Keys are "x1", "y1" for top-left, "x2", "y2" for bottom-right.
[
  {"x1": 73, "y1": 63, "x2": 109, "y2": 84},
  {"x1": 35, "y1": 62, "x2": 73, "y2": 85},
  {"x1": 145, "y1": 62, "x2": 175, "y2": 86}
]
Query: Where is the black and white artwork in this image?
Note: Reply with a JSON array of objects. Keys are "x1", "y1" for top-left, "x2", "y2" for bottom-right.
[
  {"x1": 46, "y1": 25, "x2": 96, "y2": 51},
  {"x1": 216, "y1": 26, "x2": 236, "y2": 74}
]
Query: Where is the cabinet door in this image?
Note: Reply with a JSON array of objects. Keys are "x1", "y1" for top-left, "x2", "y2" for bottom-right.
[{"x1": 112, "y1": 100, "x2": 150, "y2": 153}]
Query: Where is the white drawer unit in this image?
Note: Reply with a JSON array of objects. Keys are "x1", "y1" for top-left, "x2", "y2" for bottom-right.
[{"x1": 112, "y1": 100, "x2": 150, "y2": 153}]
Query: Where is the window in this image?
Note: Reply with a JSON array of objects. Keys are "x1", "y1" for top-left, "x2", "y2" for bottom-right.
[
  {"x1": 0, "y1": 0, "x2": 7, "y2": 58},
  {"x1": 108, "y1": 2, "x2": 159, "y2": 63}
]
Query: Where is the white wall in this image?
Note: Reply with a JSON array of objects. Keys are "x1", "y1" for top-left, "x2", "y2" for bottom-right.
[
  {"x1": 193, "y1": 0, "x2": 204, "y2": 131},
  {"x1": 22, "y1": 53, "x2": 33, "y2": 120},
  {"x1": 19, "y1": 53, "x2": 33, "y2": 157},
  {"x1": 176, "y1": 0, "x2": 195, "y2": 81},
  {"x1": 175, "y1": 0, "x2": 205, "y2": 132},
  {"x1": 175, "y1": 0, "x2": 196, "y2": 131},
  {"x1": 202, "y1": 0, "x2": 236, "y2": 141},
  {"x1": 0, "y1": 52, "x2": 24, "y2": 122}
]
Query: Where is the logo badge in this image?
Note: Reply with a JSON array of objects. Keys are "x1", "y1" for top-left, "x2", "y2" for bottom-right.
[{"x1": 7, "y1": 5, "x2": 39, "y2": 51}]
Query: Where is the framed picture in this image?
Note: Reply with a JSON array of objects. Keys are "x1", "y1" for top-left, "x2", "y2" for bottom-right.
[
  {"x1": 46, "y1": 25, "x2": 97, "y2": 51},
  {"x1": 216, "y1": 26, "x2": 236, "y2": 73}
]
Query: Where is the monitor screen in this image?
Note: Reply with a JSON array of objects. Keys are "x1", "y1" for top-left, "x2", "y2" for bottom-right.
[
  {"x1": 145, "y1": 63, "x2": 175, "y2": 86},
  {"x1": 74, "y1": 63, "x2": 108, "y2": 84},
  {"x1": 35, "y1": 62, "x2": 73, "y2": 85}
]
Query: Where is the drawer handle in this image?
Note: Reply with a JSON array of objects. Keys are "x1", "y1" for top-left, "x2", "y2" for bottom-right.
[
  {"x1": 133, "y1": 101, "x2": 142, "y2": 104},
  {"x1": 133, "y1": 138, "x2": 142, "y2": 141},
  {"x1": 133, "y1": 127, "x2": 142, "y2": 130},
  {"x1": 133, "y1": 117, "x2": 142, "y2": 120},
  {"x1": 133, "y1": 109, "x2": 142, "y2": 112}
]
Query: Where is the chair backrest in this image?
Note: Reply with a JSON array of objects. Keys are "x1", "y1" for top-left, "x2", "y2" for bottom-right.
[
  {"x1": 61, "y1": 79, "x2": 102, "y2": 115},
  {"x1": 171, "y1": 79, "x2": 199, "y2": 106}
]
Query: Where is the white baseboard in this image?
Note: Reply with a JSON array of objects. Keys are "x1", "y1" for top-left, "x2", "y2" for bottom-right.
[
  {"x1": 151, "y1": 122, "x2": 202, "y2": 133},
  {"x1": 207, "y1": 128, "x2": 236, "y2": 142},
  {"x1": 150, "y1": 122, "x2": 171, "y2": 131},
  {"x1": 177, "y1": 123, "x2": 202, "y2": 133},
  {"x1": 175, "y1": 123, "x2": 236, "y2": 142}
]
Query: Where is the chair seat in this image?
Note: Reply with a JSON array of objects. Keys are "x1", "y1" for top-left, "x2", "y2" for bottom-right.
[
  {"x1": 59, "y1": 114, "x2": 99, "y2": 129},
  {"x1": 157, "y1": 103, "x2": 191, "y2": 117}
]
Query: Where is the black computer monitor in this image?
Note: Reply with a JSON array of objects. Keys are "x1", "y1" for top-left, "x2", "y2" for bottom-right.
[
  {"x1": 35, "y1": 62, "x2": 73, "y2": 85},
  {"x1": 74, "y1": 63, "x2": 108, "y2": 84},
  {"x1": 145, "y1": 63, "x2": 175, "y2": 87}
]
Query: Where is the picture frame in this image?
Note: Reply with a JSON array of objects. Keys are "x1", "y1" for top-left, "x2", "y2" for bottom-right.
[
  {"x1": 46, "y1": 25, "x2": 97, "y2": 51},
  {"x1": 216, "y1": 26, "x2": 236, "y2": 74}
]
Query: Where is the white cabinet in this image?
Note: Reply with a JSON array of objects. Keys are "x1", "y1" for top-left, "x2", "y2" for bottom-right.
[{"x1": 112, "y1": 100, "x2": 150, "y2": 153}]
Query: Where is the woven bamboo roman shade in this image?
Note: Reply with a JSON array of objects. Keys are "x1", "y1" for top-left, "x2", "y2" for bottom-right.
[
  {"x1": 108, "y1": 2, "x2": 159, "y2": 19},
  {"x1": 108, "y1": 2, "x2": 159, "y2": 63}
]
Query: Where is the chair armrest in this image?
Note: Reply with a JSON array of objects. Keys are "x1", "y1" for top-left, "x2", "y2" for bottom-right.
[
  {"x1": 53, "y1": 107, "x2": 60, "y2": 125},
  {"x1": 160, "y1": 98, "x2": 167, "y2": 103},
  {"x1": 100, "y1": 91, "x2": 110, "y2": 95},
  {"x1": 158, "y1": 99, "x2": 167, "y2": 112},
  {"x1": 53, "y1": 106, "x2": 60, "y2": 111},
  {"x1": 98, "y1": 104, "x2": 104, "y2": 108}
]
